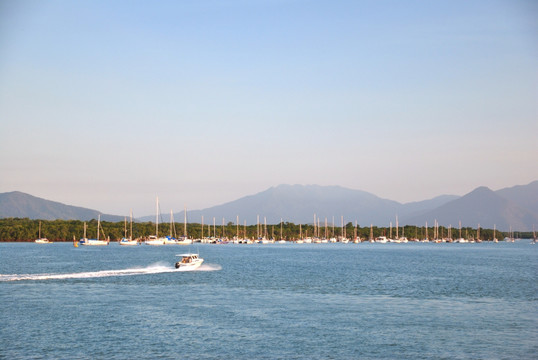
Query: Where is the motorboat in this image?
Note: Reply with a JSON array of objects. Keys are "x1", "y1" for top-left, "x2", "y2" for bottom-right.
[{"x1": 175, "y1": 253, "x2": 204, "y2": 270}]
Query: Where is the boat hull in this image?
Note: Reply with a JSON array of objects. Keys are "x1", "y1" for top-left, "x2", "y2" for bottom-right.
[
  {"x1": 80, "y1": 239, "x2": 109, "y2": 246},
  {"x1": 119, "y1": 240, "x2": 138, "y2": 246},
  {"x1": 35, "y1": 239, "x2": 53, "y2": 244},
  {"x1": 175, "y1": 259, "x2": 203, "y2": 270}
]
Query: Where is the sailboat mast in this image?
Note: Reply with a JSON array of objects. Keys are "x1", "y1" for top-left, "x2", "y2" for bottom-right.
[
  {"x1": 314, "y1": 214, "x2": 317, "y2": 238},
  {"x1": 184, "y1": 205, "x2": 187, "y2": 237},
  {"x1": 155, "y1": 197, "x2": 159, "y2": 237},
  {"x1": 97, "y1": 215, "x2": 100, "y2": 241},
  {"x1": 170, "y1": 210, "x2": 173, "y2": 237},
  {"x1": 396, "y1": 215, "x2": 399, "y2": 239}
]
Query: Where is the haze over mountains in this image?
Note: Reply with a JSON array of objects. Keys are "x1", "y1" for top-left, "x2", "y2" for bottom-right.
[{"x1": 1, "y1": 181, "x2": 537, "y2": 231}]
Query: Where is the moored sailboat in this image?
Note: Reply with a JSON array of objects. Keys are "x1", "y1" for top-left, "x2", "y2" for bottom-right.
[
  {"x1": 176, "y1": 206, "x2": 192, "y2": 245},
  {"x1": 35, "y1": 221, "x2": 53, "y2": 244},
  {"x1": 145, "y1": 197, "x2": 166, "y2": 245},
  {"x1": 80, "y1": 215, "x2": 109, "y2": 246},
  {"x1": 119, "y1": 209, "x2": 138, "y2": 246}
]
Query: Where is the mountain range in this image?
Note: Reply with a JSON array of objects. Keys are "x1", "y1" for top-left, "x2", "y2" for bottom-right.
[
  {"x1": 0, "y1": 191, "x2": 123, "y2": 222},
  {"x1": 1, "y1": 181, "x2": 537, "y2": 231}
]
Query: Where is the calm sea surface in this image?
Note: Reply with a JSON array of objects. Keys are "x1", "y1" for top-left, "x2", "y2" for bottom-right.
[{"x1": 1, "y1": 242, "x2": 536, "y2": 359}]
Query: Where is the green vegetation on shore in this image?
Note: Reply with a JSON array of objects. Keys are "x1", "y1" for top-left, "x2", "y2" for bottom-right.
[{"x1": 0, "y1": 218, "x2": 527, "y2": 242}]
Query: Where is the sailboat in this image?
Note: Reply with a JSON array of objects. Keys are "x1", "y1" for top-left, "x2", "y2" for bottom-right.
[
  {"x1": 80, "y1": 215, "x2": 109, "y2": 246},
  {"x1": 35, "y1": 221, "x2": 53, "y2": 244},
  {"x1": 176, "y1": 206, "x2": 192, "y2": 245},
  {"x1": 119, "y1": 210, "x2": 138, "y2": 246},
  {"x1": 161, "y1": 210, "x2": 179, "y2": 245},
  {"x1": 455, "y1": 221, "x2": 467, "y2": 243},
  {"x1": 278, "y1": 218, "x2": 286, "y2": 243},
  {"x1": 146, "y1": 197, "x2": 166, "y2": 245}
]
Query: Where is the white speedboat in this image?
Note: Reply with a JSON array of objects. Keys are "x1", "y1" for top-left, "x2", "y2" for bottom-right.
[{"x1": 175, "y1": 253, "x2": 204, "y2": 270}]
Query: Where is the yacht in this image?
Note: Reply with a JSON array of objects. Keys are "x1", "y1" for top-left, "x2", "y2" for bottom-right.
[
  {"x1": 145, "y1": 235, "x2": 165, "y2": 246},
  {"x1": 375, "y1": 236, "x2": 388, "y2": 243},
  {"x1": 119, "y1": 238, "x2": 138, "y2": 246},
  {"x1": 35, "y1": 221, "x2": 53, "y2": 244},
  {"x1": 119, "y1": 210, "x2": 138, "y2": 245},
  {"x1": 175, "y1": 253, "x2": 204, "y2": 270},
  {"x1": 80, "y1": 216, "x2": 109, "y2": 246},
  {"x1": 176, "y1": 237, "x2": 193, "y2": 245}
]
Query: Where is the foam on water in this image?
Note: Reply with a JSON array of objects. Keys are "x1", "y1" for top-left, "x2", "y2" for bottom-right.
[{"x1": 0, "y1": 262, "x2": 221, "y2": 281}]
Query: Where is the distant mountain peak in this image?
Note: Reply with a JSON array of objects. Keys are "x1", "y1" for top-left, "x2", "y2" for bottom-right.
[{"x1": 468, "y1": 186, "x2": 494, "y2": 195}]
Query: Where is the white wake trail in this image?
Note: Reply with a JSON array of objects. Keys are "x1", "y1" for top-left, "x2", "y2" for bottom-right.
[{"x1": 0, "y1": 262, "x2": 220, "y2": 282}]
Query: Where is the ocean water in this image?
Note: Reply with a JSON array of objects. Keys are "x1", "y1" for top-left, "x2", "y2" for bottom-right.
[{"x1": 1, "y1": 242, "x2": 536, "y2": 359}]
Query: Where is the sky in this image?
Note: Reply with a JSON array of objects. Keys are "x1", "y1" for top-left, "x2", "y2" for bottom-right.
[{"x1": 1, "y1": 0, "x2": 537, "y2": 217}]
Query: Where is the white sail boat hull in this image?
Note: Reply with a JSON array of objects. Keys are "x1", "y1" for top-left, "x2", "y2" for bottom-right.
[
  {"x1": 81, "y1": 239, "x2": 109, "y2": 246},
  {"x1": 35, "y1": 238, "x2": 52, "y2": 244},
  {"x1": 119, "y1": 239, "x2": 138, "y2": 246}
]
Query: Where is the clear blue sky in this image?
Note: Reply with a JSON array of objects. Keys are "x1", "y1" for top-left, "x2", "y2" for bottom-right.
[{"x1": 1, "y1": 0, "x2": 537, "y2": 216}]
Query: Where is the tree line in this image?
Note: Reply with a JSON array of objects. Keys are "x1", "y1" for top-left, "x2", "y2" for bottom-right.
[{"x1": 0, "y1": 218, "x2": 526, "y2": 242}]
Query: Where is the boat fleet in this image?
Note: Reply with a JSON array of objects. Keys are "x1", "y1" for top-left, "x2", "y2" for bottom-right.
[{"x1": 35, "y1": 202, "x2": 537, "y2": 245}]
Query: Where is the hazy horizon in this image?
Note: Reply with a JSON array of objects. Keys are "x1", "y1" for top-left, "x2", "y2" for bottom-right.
[{"x1": 1, "y1": 0, "x2": 537, "y2": 216}]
